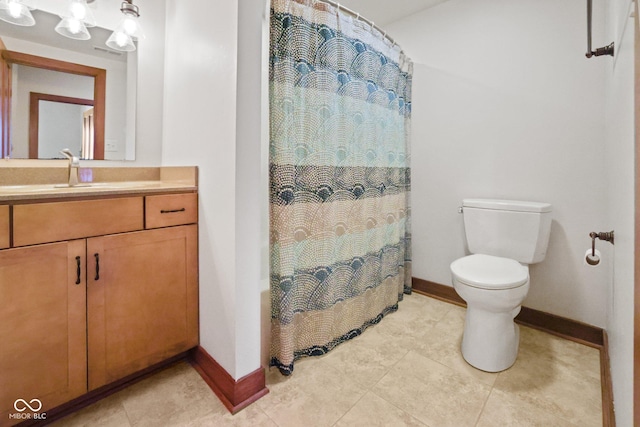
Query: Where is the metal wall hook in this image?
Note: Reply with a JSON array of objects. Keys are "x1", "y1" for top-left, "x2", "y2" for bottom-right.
[{"x1": 586, "y1": 0, "x2": 614, "y2": 58}]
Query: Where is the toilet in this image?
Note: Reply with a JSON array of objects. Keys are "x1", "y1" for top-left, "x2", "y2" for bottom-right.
[{"x1": 451, "y1": 199, "x2": 552, "y2": 372}]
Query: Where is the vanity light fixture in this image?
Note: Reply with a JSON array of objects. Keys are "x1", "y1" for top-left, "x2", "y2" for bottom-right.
[
  {"x1": 55, "y1": 0, "x2": 96, "y2": 40},
  {"x1": 0, "y1": 0, "x2": 36, "y2": 27},
  {"x1": 106, "y1": 0, "x2": 144, "y2": 52},
  {"x1": 0, "y1": 0, "x2": 147, "y2": 52}
]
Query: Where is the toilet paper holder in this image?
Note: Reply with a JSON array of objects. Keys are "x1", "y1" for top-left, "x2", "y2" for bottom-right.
[{"x1": 586, "y1": 231, "x2": 614, "y2": 265}]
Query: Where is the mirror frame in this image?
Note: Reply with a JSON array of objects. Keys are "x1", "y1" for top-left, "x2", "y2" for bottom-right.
[{"x1": 1, "y1": 49, "x2": 106, "y2": 159}]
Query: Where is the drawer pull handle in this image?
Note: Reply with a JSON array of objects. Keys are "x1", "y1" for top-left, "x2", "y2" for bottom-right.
[
  {"x1": 75, "y1": 256, "x2": 81, "y2": 285},
  {"x1": 94, "y1": 253, "x2": 100, "y2": 281},
  {"x1": 160, "y1": 208, "x2": 186, "y2": 214}
]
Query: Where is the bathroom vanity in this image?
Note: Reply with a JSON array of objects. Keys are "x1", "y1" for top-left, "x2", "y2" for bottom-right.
[{"x1": 0, "y1": 165, "x2": 199, "y2": 425}]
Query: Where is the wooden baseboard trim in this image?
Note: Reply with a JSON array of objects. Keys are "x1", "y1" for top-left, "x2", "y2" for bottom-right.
[
  {"x1": 412, "y1": 277, "x2": 465, "y2": 307},
  {"x1": 516, "y1": 305, "x2": 604, "y2": 348},
  {"x1": 189, "y1": 346, "x2": 269, "y2": 414},
  {"x1": 412, "y1": 277, "x2": 604, "y2": 347},
  {"x1": 412, "y1": 277, "x2": 615, "y2": 427},
  {"x1": 601, "y1": 331, "x2": 616, "y2": 427},
  {"x1": 18, "y1": 351, "x2": 190, "y2": 427}
]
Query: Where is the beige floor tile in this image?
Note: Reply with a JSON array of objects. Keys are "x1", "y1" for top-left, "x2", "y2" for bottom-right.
[
  {"x1": 334, "y1": 391, "x2": 427, "y2": 427},
  {"x1": 518, "y1": 326, "x2": 601, "y2": 380},
  {"x1": 476, "y1": 388, "x2": 581, "y2": 427},
  {"x1": 258, "y1": 358, "x2": 366, "y2": 427},
  {"x1": 320, "y1": 322, "x2": 413, "y2": 389},
  {"x1": 50, "y1": 394, "x2": 130, "y2": 427},
  {"x1": 183, "y1": 403, "x2": 278, "y2": 427},
  {"x1": 118, "y1": 362, "x2": 222, "y2": 427},
  {"x1": 372, "y1": 350, "x2": 491, "y2": 427},
  {"x1": 494, "y1": 330, "x2": 602, "y2": 427},
  {"x1": 414, "y1": 305, "x2": 499, "y2": 386},
  {"x1": 378, "y1": 292, "x2": 455, "y2": 328},
  {"x1": 369, "y1": 294, "x2": 453, "y2": 355}
]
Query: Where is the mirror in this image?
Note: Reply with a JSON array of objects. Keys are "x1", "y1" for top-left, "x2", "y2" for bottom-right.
[
  {"x1": 0, "y1": 7, "x2": 136, "y2": 160},
  {"x1": 2, "y1": 49, "x2": 107, "y2": 159}
]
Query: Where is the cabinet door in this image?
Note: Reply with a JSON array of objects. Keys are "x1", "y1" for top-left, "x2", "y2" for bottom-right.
[
  {"x1": 0, "y1": 241, "x2": 87, "y2": 423},
  {"x1": 87, "y1": 225, "x2": 198, "y2": 390}
]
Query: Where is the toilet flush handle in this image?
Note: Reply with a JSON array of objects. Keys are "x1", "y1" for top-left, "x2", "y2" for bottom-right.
[{"x1": 458, "y1": 206, "x2": 464, "y2": 214}]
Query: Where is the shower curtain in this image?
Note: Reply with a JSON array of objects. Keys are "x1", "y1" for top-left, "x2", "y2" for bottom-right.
[{"x1": 269, "y1": 0, "x2": 412, "y2": 375}]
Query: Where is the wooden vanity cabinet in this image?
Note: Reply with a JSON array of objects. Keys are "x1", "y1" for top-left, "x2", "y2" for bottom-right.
[
  {"x1": 0, "y1": 240, "x2": 87, "y2": 424},
  {"x1": 87, "y1": 225, "x2": 198, "y2": 390},
  {"x1": 0, "y1": 193, "x2": 198, "y2": 425},
  {"x1": 12, "y1": 197, "x2": 143, "y2": 247}
]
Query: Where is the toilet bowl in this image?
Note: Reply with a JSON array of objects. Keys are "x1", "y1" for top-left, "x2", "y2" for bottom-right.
[
  {"x1": 450, "y1": 198, "x2": 552, "y2": 372},
  {"x1": 451, "y1": 254, "x2": 529, "y2": 372}
]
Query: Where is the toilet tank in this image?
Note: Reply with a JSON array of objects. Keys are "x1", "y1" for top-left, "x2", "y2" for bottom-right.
[{"x1": 462, "y1": 199, "x2": 552, "y2": 264}]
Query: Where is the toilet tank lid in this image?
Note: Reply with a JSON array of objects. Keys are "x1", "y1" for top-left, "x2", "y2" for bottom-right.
[{"x1": 463, "y1": 199, "x2": 552, "y2": 213}]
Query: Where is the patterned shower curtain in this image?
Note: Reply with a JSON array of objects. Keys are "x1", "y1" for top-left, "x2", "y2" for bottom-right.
[{"x1": 269, "y1": 0, "x2": 412, "y2": 375}]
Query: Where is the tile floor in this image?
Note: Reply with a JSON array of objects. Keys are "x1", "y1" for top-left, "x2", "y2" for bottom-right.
[{"x1": 52, "y1": 293, "x2": 603, "y2": 427}]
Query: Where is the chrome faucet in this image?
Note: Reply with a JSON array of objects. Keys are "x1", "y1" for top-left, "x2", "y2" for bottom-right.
[{"x1": 59, "y1": 148, "x2": 80, "y2": 187}]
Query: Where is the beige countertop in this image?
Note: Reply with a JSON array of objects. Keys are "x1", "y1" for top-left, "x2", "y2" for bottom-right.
[{"x1": 0, "y1": 163, "x2": 197, "y2": 202}]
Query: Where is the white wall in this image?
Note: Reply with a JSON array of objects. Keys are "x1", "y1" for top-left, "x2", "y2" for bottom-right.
[
  {"x1": 604, "y1": 0, "x2": 635, "y2": 425},
  {"x1": 260, "y1": 0, "x2": 272, "y2": 368},
  {"x1": 385, "y1": 0, "x2": 611, "y2": 327},
  {"x1": 235, "y1": 0, "x2": 266, "y2": 378},
  {"x1": 162, "y1": 0, "x2": 239, "y2": 377},
  {"x1": 162, "y1": 0, "x2": 264, "y2": 380}
]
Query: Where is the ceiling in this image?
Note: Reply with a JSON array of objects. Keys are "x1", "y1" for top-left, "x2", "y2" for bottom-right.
[{"x1": 337, "y1": 0, "x2": 447, "y2": 27}]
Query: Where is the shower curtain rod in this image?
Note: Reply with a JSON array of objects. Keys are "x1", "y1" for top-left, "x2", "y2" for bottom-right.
[{"x1": 316, "y1": 0, "x2": 405, "y2": 56}]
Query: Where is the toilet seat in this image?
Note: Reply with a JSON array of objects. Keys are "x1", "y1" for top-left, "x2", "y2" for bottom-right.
[{"x1": 451, "y1": 254, "x2": 528, "y2": 290}]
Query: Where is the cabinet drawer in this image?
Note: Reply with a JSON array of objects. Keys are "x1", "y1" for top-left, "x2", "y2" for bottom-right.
[
  {"x1": 0, "y1": 205, "x2": 8, "y2": 249},
  {"x1": 13, "y1": 197, "x2": 144, "y2": 246},
  {"x1": 145, "y1": 193, "x2": 197, "y2": 229}
]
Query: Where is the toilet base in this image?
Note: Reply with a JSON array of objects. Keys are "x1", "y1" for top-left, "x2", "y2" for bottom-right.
[{"x1": 461, "y1": 306, "x2": 520, "y2": 372}]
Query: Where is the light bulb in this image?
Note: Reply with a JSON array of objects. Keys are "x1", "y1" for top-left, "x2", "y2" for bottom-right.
[
  {"x1": 62, "y1": 0, "x2": 96, "y2": 27},
  {"x1": 122, "y1": 16, "x2": 137, "y2": 35},
  {"x1": 68, "y1": 17, "x2": 81, "y2": 34},
  {"x1": 55, "y1": 16, "x2": 90, "y2": 40},
  {"x1": 115, "y1": 31, "x2": 128, "y2": 47},
  {"x1": 70, "y1": 2, "x2": 86, "y2": 20},
  {"x1": 8, "y1": 1, "x2": 23, "y2": 18},
  {"x1": 107, "y1": 27, "x2": 135, "y2": 51}
]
